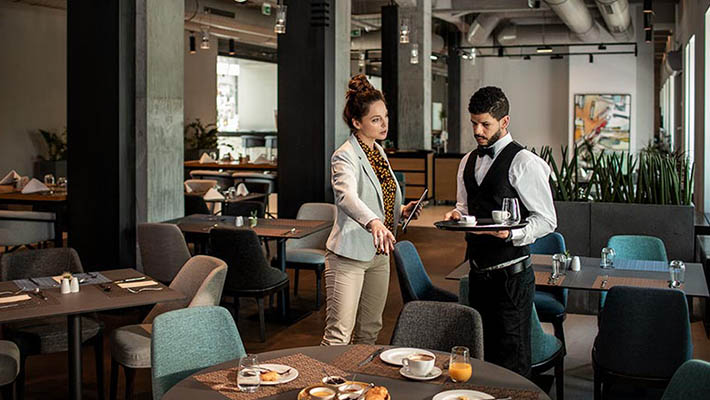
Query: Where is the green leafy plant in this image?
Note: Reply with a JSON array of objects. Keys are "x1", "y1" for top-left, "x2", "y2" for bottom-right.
[
  {"x1": 184, "y1": 118, "x2": 219, "y2": 150},
  {"x1": 38, "y1": 128, "x2": 68, "y2": 161}
]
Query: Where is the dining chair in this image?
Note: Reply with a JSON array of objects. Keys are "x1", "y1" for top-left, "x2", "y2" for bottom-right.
[
  {"x1": 390, "y1": 301, "x2": 483, "y2": 360},
  {"x1": 0, "y1": 248, "x2": 104, "y2": 400},
  {"x1": 188, "y1": 170, "x2": 234, "y2": 189},
  {"x1": 183, "y1": 179, "x2": 217, "y2": 194},
  {"x1": 222, "y1": 200, "x2": 265, "y2": 219},
  {"x1": 285, "y1": 203, "x2": 336, "y2": 309},
  {"x1": 531, "y1": 232, "x2": 568, "y2": 347},
  {"x1": 208, "y1": 227, "x2": 289, "y2": 342},
  {"x1": 660, "y1": 359, "x2": 710, "y2": 400},
  {"x1": 593, "y1": 286, "x2": 692, "y2": 400},
  {"x1": 232, "y1": 172, "x2": 277, "y2": 215},
  {"x1": 531, "y1": 304, "x2": 565, "y2": 400},
  {"x1": 0, "y1": 210, "x2": 55, "y2": 252},
  {"x1": 0, "y1": 340, "x2": 20, "y2": 400},
  {"x1": 137, "y1": 223, "x2": 191, "y2": 284},
  {"x1": 393, "y1": 241, "x2": 458, "y2": 303},
  {"x1": 151, "y1": 306, "x2": 245, "y2": 400},
  {"x1": 109, "y1": 255, "x2": 227, "y2": 400},
  {"x1": 600, "y1": 235, "x2": 668, "y2": 309},
  {"x1": 184, "y1": 193, "x2": 211, "y2": 216}
]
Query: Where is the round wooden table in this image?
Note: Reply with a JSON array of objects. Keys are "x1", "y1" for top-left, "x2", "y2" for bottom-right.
[{"x1": 163, "y1": 345, "x2": 550, "y2": 400}]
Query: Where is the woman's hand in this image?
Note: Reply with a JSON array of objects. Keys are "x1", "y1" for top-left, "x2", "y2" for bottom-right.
[
  {"x1": 366, "y1": 219, "x2": 396, "y2": 255},
  {"x1": 444, "y1": 209, "x2": 462, "y2": 221},
  {"x1": 401, "y1": 201, "x2": 422, "y2": 220}
]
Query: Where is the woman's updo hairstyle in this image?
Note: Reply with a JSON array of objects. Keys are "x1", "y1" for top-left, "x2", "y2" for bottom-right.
[{"x1": 343, "y1": 74, "x2": 385, "y2": 132}]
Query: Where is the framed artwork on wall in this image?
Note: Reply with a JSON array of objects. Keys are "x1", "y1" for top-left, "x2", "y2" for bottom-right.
[{"x1": 573, "y1": 94, "x2": 631, "y2": 152}]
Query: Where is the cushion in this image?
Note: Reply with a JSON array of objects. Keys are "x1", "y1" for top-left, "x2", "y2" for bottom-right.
[
  {"x1": 110, "y1": 324, "x2": 152, "y2": 369},
  {"x1": 6, "y1": 316, "x2": 102, "y2": 355},
  {"x1": 534, "y1": 291, "x2": 566, "y2": 317},
  {"x1": 285, "y1": 248, "x2": 326, "y2": 264}
]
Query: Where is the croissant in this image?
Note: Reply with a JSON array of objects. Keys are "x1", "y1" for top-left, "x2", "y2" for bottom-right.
[
  {"x1": 364, "y1": 386, "x2": 389, "y2": 400},
  {"x1": 260, "y1": 371, "x2": 279, "y2": 382}
]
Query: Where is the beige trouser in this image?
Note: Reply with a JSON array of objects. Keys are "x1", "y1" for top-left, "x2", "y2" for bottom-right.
[{"x1": 321, "y1": 251, "x2": 390, "y2": 345}]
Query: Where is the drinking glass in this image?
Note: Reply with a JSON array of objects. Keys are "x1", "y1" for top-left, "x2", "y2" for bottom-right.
[
  {"x1": 501, "y1": 198, "x2": 521, "y2": 225},
  {"x1": 552, "y1": 253, "x2": 567, "y2": 278},
  {"x1": 669, "y1": 260, "x2": 686, "y2": 288},
  {"x1": 449, "y1": 346, "x2": 472, "y2": 383},
  {"x1": 600, "y1": 247, "x2": 616, "y2": 269},
  {"x1": 237, "y1": 354, "x2": 260, "y2": 393},
  {"x1": 57, "y1": 177, "x2": 67, "y2": 190},
  {"x1": 44, "y1": 174, "x2": 55, "y2": 186}
]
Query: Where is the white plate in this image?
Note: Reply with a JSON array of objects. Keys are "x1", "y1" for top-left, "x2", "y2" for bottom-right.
[
  {"x1": 379, "y1": 348, "x2": 436, "y2": 366},
  {"x1": 399, "y1": 366, "x2": 442, "y2": 381},
  {"x1": 432, "y1": 389, "x2": 494, "y2": 400},
  {"x1": 256, "y1": 364, "x2": 298, "y2": 385}
]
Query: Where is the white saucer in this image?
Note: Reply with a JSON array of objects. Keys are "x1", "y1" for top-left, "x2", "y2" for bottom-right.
[
  {"x1": 431, "y1": 389, "x2": 494, "y2": 400},
  {"x1": 256, "y1": 364, "x2": 299, "y2": 385},
  {"x1": 399, "y1": 366, "x2": 442, "y2": 381},
  {"x1": 379, "y1": 348, "x2": 436, "y2": 366}
]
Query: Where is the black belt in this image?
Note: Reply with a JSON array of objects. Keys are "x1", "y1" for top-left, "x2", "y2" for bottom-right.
[{"x1": 470, "y1": 257, "x2": 531, "y2": 280}]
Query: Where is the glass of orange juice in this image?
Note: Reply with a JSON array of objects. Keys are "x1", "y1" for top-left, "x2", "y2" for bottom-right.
[{"x1": 449, "y1": 346, "x2": 472, "y2": 383}]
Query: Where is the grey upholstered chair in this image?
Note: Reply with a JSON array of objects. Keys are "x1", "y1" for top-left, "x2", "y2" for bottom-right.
[
  {"x1": 0, "y1": 340, "x2": 20, "y2": 400},
  {"x1": 188, "y1": 170, "x2": 234, "y2": 189},
  {"x1": 661, "y1": 359, "x2": 710, "y2": 400},
  {"x1": 137, "y1": 223, "x2": 191, "y2": 284},
  {"x1": 390, "y1": 301, "x2": 484, "y2": 360},
  {"x1": 285, "y1": 203, "x2": 336, "y2": 309},
  {"x1": 0, "y1": 248, "x2": 104, "y2": 400},
  {"x1": 0, "y1": 210, "x2": 56, "y2": 252},
  {"x1": 183, "y1": 179, "x2": 217, "y2": 193},
  {"x1": 109, "y1": 255, "x2": 227, "y2": 400}
]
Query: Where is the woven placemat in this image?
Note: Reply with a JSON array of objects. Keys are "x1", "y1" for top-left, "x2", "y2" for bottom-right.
[
  {"x1": 101, "y1": 281, "x2": 169, "y2": 298},
  {"x1": 330, "y1": 345, "x2": 449, "y2": 385},
  {"x1": 0, "y1": 291, "x2": 59, "y2": 312},
  {"x1": 534, "y1": 271, "x2": 566, "y2": 286},
  {"x1": 442, "y1": 382, "x2": 542, "y2": 399},
  {"x1": 192, "y1": 353, "x2": 346, "y2": 400},
  {"x1": 592, "y1": 276, "x2": 675, "y2": 290}
]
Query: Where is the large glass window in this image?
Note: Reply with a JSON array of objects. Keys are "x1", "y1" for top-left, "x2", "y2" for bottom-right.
[
  {"x1": 684, "y1": 35, "x2": 695, "y2": 161},
  {"x1": 217, "y1": 56, "x2": 240, "y2": 131}
]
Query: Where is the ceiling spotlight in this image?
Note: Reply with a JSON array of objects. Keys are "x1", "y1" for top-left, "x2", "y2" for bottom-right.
[
  {"x1": 229, "y1": 39, "x2": 236, "y2": 55},
  {"x1": 430, "y1": 54, "x2": 438, "y2": 61},
  {"x1": 644, "y1": 13, "x2": 653, "y2": 31},
  {"x1": 645, "y1": 29, "x2": 653, "y2": 43},
  {"x1": 400, "y1": 18, "x2": 410, "y2": 44},
  {"x1": 274, "y1": 5, "x2": 287, "y2": 34},
  {"x1": 528, "y1": 0, "x2": 541, "y2": 8},
  {"x1": 410, "y1": 43, "x2": 419, "y2": 64},
  {"x1": 536, "y1": 45, "x2": 553, "y2": 53},
  {"x1": 188, "y1": 31, "x2": 196, "y2": 54},
  {"x1": 200, "y1": 27, "x2": 210, "y2": 50},
  {"x1": 589, "y1": 54, "x2": 594, "y2": 63},
  {"x1": 470, "y1": 48, "x2": 476, "y2": 65},
  {"x1": 643, "y1": 0, "x2": 653, "y2": 14},
  {"x1": 358, "y1": 52, "x2": 366, "y2": 68},
  {"x1": 598, "y1": 43, "x2": 607, "y2": 50}
]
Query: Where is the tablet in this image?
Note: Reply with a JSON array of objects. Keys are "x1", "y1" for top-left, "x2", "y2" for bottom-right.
[{"x1": 401, "y1": 188, "x2": 428, "y2": 232}]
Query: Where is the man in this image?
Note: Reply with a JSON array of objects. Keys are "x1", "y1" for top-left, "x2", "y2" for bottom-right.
[{"x1": 445, "y1": 86, "x2": 556, "y2": 377}]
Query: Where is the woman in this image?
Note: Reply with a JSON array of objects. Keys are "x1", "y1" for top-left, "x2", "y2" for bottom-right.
[{"x1": 322, "y1": 74, "x2": 421, "y2": 345}]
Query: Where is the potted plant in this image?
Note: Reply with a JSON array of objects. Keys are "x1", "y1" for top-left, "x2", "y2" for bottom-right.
[
  {"x1": 184, "y1": 118, "x2": 219, "y2": 161},
  {"x1": 248, "y1": 210, "x2": 258, "y2": 227},
  {"x1": 35, "y1": 128, "x2": 68, "y2": 179}
]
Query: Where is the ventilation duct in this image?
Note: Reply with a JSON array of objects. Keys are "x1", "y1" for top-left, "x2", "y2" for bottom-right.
[
  {"x1": 467, "y1": 14, "x2": 501, "y2": 46},
  {"x1": 595, "y1": 0, "x2": 632, "y2": 40},
  {"x1": 543, "y1": 0, "x2": 600, "y2": 42},
  {"x1": 664, "y1": 50, "x2": 682, "y2": 76}
]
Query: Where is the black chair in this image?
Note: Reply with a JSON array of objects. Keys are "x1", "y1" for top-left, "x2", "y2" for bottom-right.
[
  {"x1": 208, "y1": 227, "x2": 289, "y2": 342},
  {"x1": 184, "y1": 193, "x2": 210, "y2": 215},
  {"x1": 593, "y1": 286, "x2": 692, "y2": 399},
  {"x1": 222, "y1": 200, "x2": 265, "y2": 219},
  {"x1": 0, "y1": 248, "x2": 104, "y2": 400}
]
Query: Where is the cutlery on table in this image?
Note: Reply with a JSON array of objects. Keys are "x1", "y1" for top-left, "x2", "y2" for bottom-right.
[
  {"x1": 0, "y1": 289, "x2": 25, "y2": 296},
  {"x1": 126, "y1": 287, "x2": 163, "y2": 294},
  {"x1": 32, "y1": 288, "x2": 48, "y2": 301},
  {"x1": 28, "y1": 277, "x2": 42, "y2": 288},
  {"x1": 99, "y1": 283, "x2": 112, "y2": 292},
  {"x1": 0, "y1": 303, "x2": 19, "y2": 310},
  {"x1": 114, "y1": 276, "x2": 146, "y2": 284},
  {"x1": 357, "y1": 347, "x2": 385, "y2": 367},
  {"x1": 600, "y1": 275, "x2": 609, "y2": 289},
  {"x1": 255, "y1": 366, "x2": 292, "y2": 375}
]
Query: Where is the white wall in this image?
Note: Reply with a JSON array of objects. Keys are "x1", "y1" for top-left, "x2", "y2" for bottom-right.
[
  {"x1": 238, "y1": 60, "x2": 277, "y2": 130},
  {"x1": 0, "y1": 2, "x2": 66, "y2": 177},
  {"x1": 184, "y1": 31, "x2": 217, "y2": 126}
]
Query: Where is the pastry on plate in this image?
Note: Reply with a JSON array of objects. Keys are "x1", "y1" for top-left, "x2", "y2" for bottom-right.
[
  {"x1": 260, "y1": 370, "x2": 280, "y2": 382},
  {"x1": 364, "y1": 386, "x2": 389, "y2": 400}
]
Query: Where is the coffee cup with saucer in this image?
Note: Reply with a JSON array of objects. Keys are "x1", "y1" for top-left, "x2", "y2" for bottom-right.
[
  {"x1": 399, "y1": 353, "x2": 442, "y2": 380},
  {"x1": 491, "y1": 210, "x2": 510, "y2": 224}
]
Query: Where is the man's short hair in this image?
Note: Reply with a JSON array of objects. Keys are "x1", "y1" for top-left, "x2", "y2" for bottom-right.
[{"x1": 468, "y1": 86, "x2": 509, "y2": 120}]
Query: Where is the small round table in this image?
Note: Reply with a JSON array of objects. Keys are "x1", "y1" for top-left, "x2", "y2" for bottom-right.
[{"x1": 163, "y1": 345, "x2": 550, "y2": 400}]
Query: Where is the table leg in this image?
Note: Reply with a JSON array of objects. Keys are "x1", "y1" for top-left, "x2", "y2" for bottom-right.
[
  {"x1": 54, "y1": 205, "x2": 64, "y2": 248},
  {"x1": 68, "y1": 314, "x2": 82, "y2": 400},
  {"x1": 277, "y1": 239, "x2": 286, "y2": 272}
]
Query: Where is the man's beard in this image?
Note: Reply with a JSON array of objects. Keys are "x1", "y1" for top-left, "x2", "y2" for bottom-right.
[{"x1": 476, "y1": 128, "x2": 502, "y2": 148}]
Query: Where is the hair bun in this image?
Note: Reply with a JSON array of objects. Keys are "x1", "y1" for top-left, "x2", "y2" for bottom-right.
[{"x1": 346, "y1": 74, "x2": 375, "y2": 99}]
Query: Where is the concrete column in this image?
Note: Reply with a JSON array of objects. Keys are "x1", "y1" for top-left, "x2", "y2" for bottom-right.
[
  {"x1": 135, "y1": 0, "x2": 184, "y2": 224},
  {"x1": 334, "y1": 0, "x2": 352, "y2": 147},
  {"x1": 397, "y1": 0, "x2": 432, "y2": 150}
]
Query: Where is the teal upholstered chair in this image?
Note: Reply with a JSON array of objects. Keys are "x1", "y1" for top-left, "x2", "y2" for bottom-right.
[
  {"x1": 531, "y1": 232, "x2": 568, "y2": 347},
  {"x1": 593, "y1": 286, "x2": 692, "y2": 400},
  {"x1": 600, "y1": 235, "x2": 668, "y2": 309},
  {"x1": 531, "y1": 304, "x2": 565, "y2": 400},
  {"x1": 661, "y1": 359, "x2": 710, "y2": 400},
  {"x1": 394, "y1": 241, "x2": 458, "y2": 303},
  {"x1": 151, "y1": 306, "x2": 246, "y2": 400}
]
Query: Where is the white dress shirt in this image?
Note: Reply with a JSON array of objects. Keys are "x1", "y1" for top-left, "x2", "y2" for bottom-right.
[{"x1": 453, "y1": 133, "x2": 557, "y2": 249}]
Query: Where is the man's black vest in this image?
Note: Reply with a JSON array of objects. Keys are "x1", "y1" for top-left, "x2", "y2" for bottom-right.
[{"x1": 464, "y1": 141, "x2": 530, "y2": 270}]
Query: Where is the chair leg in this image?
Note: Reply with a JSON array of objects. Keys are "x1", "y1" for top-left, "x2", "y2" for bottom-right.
[
  {"x1": 94, "y1": 333, "x2": 105, "y2": 400},
  {"x1": 124, "y1": 366, "x2": 136, "y2": 400},
  {"x1": 293, "y1": 269, "x2": 300, "y2": 297},
  {"x1": 593, "y1": 367, "x2": 602, "y2": 400},
  {"x1": 555, "y1": 357, "x2": 564, "y2": 400},
  {"x1": 315, "y1": 269, "x2": 322, "y2": 309},
  {"x1": 15, "y1": 355, "x2": 25, "y2": 400},
  {"x1": 552, "y1": 317, "x2": 566, "y2": 351},
  {"x1": 257, "y1": 297, "x2": 266, "y2": 342},
  {"x1": 109, "y1": 358, "x2": 119, "y2": 400}
]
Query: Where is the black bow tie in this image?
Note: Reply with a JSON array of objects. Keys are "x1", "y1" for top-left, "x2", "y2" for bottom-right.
[{"x1": 476, "y1": 146, "x2": 495, "y2": 159}]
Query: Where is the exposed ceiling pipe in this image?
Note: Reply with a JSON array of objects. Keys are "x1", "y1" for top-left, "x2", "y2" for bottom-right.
[
  {"x1": 543, "y1": 0, "x2": 600, "y2": 42},
  {"x1": 496, "y1": 24, "x2": 585, "y2": 46},
  {"x1": 594, "y1": 0, "x2": 633, "y2": 40},
  {"x1": 466, "y1": 14, "x2": 501, "y2": 45}
]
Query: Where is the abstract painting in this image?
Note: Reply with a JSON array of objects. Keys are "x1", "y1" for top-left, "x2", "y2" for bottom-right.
[{"x1": 573, "y1": 94, "x2": 631, "y2": 152}]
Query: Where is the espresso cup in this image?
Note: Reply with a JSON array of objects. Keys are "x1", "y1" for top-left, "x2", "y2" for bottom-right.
[
  {"x1": 491, "y1": 210, "x2": 510, "y2": 224},
  {"x1": 402, "y1": 353, "x2": 435, "y2": 377}
]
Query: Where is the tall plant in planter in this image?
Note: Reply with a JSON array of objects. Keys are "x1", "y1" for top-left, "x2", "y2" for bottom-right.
[
  {"x1": 184, "y1": 118, "x2": 219, "y2": 160},
  {"x1": 35, "y1": 128, "x2": 68, "y2": 178}
]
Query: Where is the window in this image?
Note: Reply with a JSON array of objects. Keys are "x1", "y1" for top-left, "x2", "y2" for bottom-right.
[
  {"x1": 684, "y1": 35, "x2": 695, "y2": 161},
  {"x1": 217, "y1": 56, "x2": 240, "y2": 132}
]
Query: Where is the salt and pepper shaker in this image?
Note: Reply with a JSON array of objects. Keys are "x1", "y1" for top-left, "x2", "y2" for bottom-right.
[
  {"x1": 61, "y1": 278, "x2": 71, "y2": 294},
  {"x1": 570, "y1": 256, "x2": 581, "y2": 272},
  {"x1": 70, "y1": 277, "x2": 80, "y2": 293}
]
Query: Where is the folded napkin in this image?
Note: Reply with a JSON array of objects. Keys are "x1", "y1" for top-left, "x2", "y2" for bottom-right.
[
  {"x1": 0, "y1": 294, "x2": 31, "y2": 304},
  {"x1": 203, "y1": 187, "x2": 225, "y2": 201},
  {"x1": 21, "y1": 178, "x2": 49, "y2": 194},
  {"x1": 252, "y1": 154, "x2": 270, "y2": 164},
  {"x1": 184, "y1": 181, "x2": 194, "y2": 193},
  {"x1": 199, "y1": 153, "x2": 216, "y2": 164},
  {"x1": 236, "y1": 183, "x2": 249, "y2": 196},
  {"x1": 118, "y1": 280, "x2": 158, "y2": 289},
  {"x1": 0, "y1": 170, "x2": 20, "y2": 185}
]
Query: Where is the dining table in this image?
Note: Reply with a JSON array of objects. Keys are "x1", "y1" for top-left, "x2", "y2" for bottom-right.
[
  {"x1": 162, "y1": 345, "x2": 550, "y2": 400},
  {"x1": 0, "y1": 269, "x2": 185, "y2": 400},
  {"x1": 445, "y1": 254, "x2": 710, "y2": 298},
  {"x1": 184, "y1": 160, "x2": 277, "y2": 172},
  {"x1": 0, "y1": 185, "x2": 67, "y2": 247}
]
